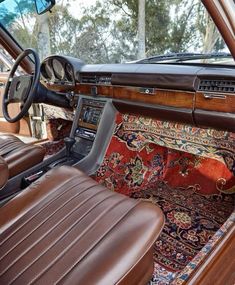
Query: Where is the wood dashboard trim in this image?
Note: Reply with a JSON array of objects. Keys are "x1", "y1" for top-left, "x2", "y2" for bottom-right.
[
  {"x1": 41, "y1": 81, "x2": 75, "y2": 92},
  {"x1": 76, "y1": 84, "x2": 195, "y2": 109},
  {"x1": 43, "y1": 81, "x2": 235, "y2": 115},
  {"x1": 195, "y1": 92, "x2": 235, "y2": 113}
]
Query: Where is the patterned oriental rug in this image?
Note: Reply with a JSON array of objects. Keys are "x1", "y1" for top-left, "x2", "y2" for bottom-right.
[
  {"x1": 95, "y1": 113, "x2": 235, "y2": 195},
  {"x1": 92, "y1": 113, "x2": 235, "y2": 284},
  {"x1": 130, "y1": 183, "x2": 234, "y2": 273}
]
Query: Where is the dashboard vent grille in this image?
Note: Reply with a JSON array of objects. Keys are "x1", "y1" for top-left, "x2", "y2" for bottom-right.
[
  {"x1": 198, "y1": 79, "x2": 235, "y2": 93},
  {"x1": 97, "y1": 76, "x2": 112, "y2": 85},
  {"x1": 80, "y1": 75, "x2": 97, "y2": 84},
  {"x1": 80, "y1": 74, "x2": 112, "y2": 85}
]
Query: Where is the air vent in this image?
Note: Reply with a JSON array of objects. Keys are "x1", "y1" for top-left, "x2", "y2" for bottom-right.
[
  {"x1": 80, "y1": 75, "x2": 97, "y2": 84},
  {"x1": 198, "y1": 79, "x2": 235, "y2": 93},
  {"x1": 80, "y1": 74, "x2": 112, "y2": 85},
  {"x1": 97, "y1": 76, "x2": 112, "y2": 85}
]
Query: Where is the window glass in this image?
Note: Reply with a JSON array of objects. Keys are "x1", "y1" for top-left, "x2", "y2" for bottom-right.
[
  {"x1": 0, "y1": 0, "x2": 233, "y2": 64},
  {"x1": 0, "y1": 45, "x2": 14, "y2": 72}
]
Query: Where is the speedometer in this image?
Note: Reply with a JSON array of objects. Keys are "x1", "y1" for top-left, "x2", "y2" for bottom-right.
[{"x1": 52, "y1": 59, "x2": 65, "y2": 80}]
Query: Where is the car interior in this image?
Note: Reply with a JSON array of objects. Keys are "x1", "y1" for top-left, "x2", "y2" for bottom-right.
[{"x1": 0, "y1": 0, "x2": 234, "y2": 284}]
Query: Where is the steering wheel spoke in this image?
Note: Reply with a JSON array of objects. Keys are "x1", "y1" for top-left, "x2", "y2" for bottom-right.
[
  {"x1": 4, "y1": 97, "x2": 10, "y2": 105},
  {"x1": 2, "y1": 49, "x2": 40, "y2": 123}
]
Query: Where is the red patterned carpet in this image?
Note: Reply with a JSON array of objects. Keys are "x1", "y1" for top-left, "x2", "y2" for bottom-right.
[
  {"x1": 95, "y1": 113, "x2": 235, "y2": 196},
  {"x1": 92, "y1": 113, "x2": 235, "y2": 281}
]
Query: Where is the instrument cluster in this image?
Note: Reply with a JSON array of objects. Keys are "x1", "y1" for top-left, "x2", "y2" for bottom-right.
[{"x1": 41, "y1": 57, "x2": 74, "y2": 84}]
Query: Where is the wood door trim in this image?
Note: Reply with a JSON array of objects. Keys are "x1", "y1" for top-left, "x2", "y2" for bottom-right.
[{"x1": 187, "y1": 223, "x2": 235, "y2": 285}]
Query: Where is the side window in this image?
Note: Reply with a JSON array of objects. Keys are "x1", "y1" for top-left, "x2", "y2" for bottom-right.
[
  {"x1": 0, "y1": 45, "x2": 14, "y2": 72},
  {"x1": 0, "y1": 58, "x2": 9, "y2": 72}
]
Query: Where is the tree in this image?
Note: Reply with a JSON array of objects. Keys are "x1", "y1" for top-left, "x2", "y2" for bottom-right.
[
  {"x1": 0, "y1": 0, "x2": 226, "y2": 64},
  {"x1": 202, "y1": 15, "x2": 220, "y2": 53},
  {"x1": 36, "y1": 13, "x2": 51, "y2": 60},
  {"x1": 137, "y1": 0, "x2": 145, "y2": 59},
  {"x1": 196, "y1": 5, "x2": 225, "y2": 53},
  {"x1": 0, "y1": 0, "x2": 51, "y2": 58},
  {"x1": 48, "y1": 3, "x2": 79, "y2": 56},
  {"x1": 111, "y1": 0, "x2": 226, "y2": 57}
]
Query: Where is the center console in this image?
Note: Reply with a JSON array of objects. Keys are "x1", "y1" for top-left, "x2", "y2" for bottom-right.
[
  {"x1": 72, "y1": 98, "x2": 106, "y2": 157},
  {"x1": 22, "y1": 97, "x2": 106, "y2": 188}
]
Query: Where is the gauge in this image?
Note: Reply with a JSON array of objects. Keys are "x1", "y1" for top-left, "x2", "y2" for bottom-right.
[
  {"x1": 65, "y1": 63, "x2": 73, "y2": 82},
  {"x1": 45, "y1": 63, "x2": 53, "y2": 79},
  {"x1": 41, "y1": 62, "x2": 53, "y2": 80},
  {"x1": 52, "y1": 59, "x2": 65, "y2": 80}
]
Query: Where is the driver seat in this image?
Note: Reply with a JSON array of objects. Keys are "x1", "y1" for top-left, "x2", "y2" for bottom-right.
[{"x1": 0, "y1": 134, "x2": 45, "y2": 180}]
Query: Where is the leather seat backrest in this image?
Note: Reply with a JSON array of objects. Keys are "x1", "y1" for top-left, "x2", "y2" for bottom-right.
[{"x1": 0, "y1": 156, "x2": 8, "y2": 189}]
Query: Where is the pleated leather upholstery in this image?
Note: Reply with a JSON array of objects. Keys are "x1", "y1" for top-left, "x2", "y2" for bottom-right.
[
  {"x1": 0, "y1": 134, "x2": 45, "y2": 177},
  {"x1": 0, "y1": 156, "x2": 8, "y2": 189},
  {"x1": 0, "y1": 166, "x2": 164, "y2": 285}
]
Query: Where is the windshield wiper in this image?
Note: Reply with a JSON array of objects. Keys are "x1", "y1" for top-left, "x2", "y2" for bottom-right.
[{"x1": 136, "y1": 52, "x2": 233, "y2": 63}]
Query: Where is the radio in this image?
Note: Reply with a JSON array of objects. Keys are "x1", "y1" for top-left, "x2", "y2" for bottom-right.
[
  {"x1": 81, "y1": 106, "x2": 102, "y2": 125},
  {"x1": 78, "y1": 99, "x2": 105, "y2": 131}
]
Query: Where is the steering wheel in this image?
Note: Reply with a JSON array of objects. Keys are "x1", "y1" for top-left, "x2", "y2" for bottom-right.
[{"x1": 2, "y1": 48, "x2": 40, "y2": 123}]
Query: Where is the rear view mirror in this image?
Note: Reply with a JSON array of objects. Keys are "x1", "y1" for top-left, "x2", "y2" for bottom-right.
[{"x1": 35, "y1": 0, "x2": 55, "y2": 15}]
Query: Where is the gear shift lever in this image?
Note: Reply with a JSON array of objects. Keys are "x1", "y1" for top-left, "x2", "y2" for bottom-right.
[{"x1": 64, "y1": 137, "x2": 76, "y2": 157}]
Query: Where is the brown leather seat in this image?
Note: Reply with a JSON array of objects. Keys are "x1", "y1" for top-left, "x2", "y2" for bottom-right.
[
  {"x1": 0, "y1": 156, "x2": 8, "y2": 189},
  {"x1": 0, "y1": 166, "x2": 164, "y2": 285},
  {"x1": 0, "y1": 134, "x2": 45, "y2": 178}
]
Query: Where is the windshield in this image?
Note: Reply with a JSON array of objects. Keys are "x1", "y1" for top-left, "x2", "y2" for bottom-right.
[{"x1": 0, "y1": 0, "x2": 234, "y2": 65}]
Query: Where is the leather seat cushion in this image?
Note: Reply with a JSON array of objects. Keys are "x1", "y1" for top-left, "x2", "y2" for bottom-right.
[
  {"x1": 0, "y1": 166, "x2": 164, "y2": 285},
  {"x1": 0, "y1": 134, "x2": 45, "y2": 177},
  {"x1": 0, "y1": 156, "x2": 8, "y2": 189}
]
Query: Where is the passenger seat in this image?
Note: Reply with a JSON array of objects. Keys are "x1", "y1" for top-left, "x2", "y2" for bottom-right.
[{"x1": 0, "y1": 166, "x2": 164, "y2": 285}]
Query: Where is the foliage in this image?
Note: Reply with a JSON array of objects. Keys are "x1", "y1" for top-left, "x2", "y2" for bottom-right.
[
  {"x1": 0, "y1": 0, "x2": 226, "y2": 63},
  {"x1": 0, "y1": 0, "x2": 37, "y2": 48}
]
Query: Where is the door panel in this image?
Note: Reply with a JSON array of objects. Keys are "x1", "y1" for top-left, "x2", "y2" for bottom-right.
[{"x1": 0, "y1": 73, "x2": 20, "y2": 134}]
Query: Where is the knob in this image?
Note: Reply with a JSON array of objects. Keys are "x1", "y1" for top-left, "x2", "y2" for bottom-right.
[{"x1": 64, "y1": 137, "x2": 76, "y2": 157}]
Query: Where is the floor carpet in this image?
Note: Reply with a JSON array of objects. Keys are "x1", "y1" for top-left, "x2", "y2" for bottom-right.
[
  {"x1": 92, "y1": 112, "x2": 235, "y2": 283},
  {"x1": 130, "y1": 182, "x2": 234, "y2": 273}
]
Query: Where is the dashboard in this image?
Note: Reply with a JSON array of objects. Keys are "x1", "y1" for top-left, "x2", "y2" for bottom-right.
[{"x1": 40, "y1": 55, "x2": 235, "y2": 132}]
